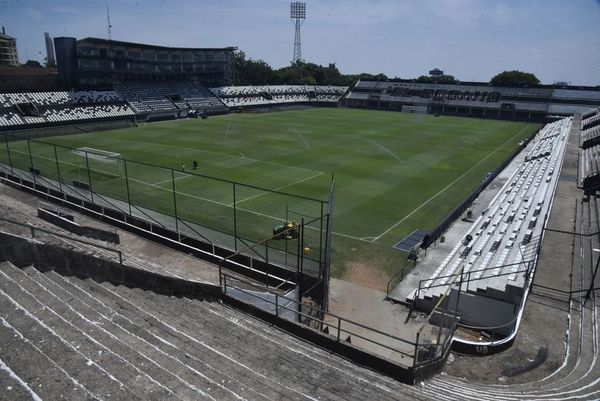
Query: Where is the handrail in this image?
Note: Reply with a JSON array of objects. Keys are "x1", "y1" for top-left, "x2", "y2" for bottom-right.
[
  {"x1": 386, "y1": 260, "x2": 411, "y2": 298},
  {"x1": 228, "y1": 285, "x2": 415, "y2": 359},
  {"x1": 0, "y1": 216, "x2": 123, "y2": 265},
  {"x1": 221, "y1": 272, "x2": 419, "y2": 350}
]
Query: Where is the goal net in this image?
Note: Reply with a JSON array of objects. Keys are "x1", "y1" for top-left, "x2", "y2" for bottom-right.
[
  {"x1": 401, "y1": 105, "x2": 429, "y2": 114},
  {"x1": 72, "y1": 147, "x2": 125, "y2": 178}
]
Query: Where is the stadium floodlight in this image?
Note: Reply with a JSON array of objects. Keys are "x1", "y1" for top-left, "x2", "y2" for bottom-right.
[
  {"x1": 290, "y1": 2, "x2": 306, "y2": 64},
  {"x1": 290, "y1": 1, "x2": 306, "y2": 19}
]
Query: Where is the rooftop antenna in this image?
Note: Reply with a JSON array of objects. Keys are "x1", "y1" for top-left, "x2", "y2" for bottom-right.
[
  {"x1": 106, "y1": 6, "x2": 112, "y2": 41},
  {"x1": 290, "y1": 2, "x2": 306, "y2": 64}
]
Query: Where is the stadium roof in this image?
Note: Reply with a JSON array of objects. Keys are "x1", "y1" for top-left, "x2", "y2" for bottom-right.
[
  {"x1": 78, "y1": 37, "x2": 237, "y2": 52},
  {"x1": 0, "y1": 33, "x2": 16, "y2": 41}
]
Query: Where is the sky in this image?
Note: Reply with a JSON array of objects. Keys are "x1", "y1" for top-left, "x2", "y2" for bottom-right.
[{"x1": 1, "y1": 0, "x2": 599, "y2": 86}]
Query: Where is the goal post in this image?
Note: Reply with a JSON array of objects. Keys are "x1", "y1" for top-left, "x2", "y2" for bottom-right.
[{"x1": 72, "y1": 147, "x2": 125, "y2": 178}]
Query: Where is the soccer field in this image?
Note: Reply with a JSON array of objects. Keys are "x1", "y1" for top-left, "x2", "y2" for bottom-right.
[{"x1": 1, "y1": 108, "x2": 540, "y2": 285}]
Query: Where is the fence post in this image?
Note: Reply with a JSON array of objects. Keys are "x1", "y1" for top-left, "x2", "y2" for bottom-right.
[
  {"x1": 171, "y1": 169, "x2": 179, "y2": 240},
  {"x1": 336, "y1": 318, "x2": 341, "y2": 342},
  {"x1": 265, "y1": 240, "x2": 269, "y2": 265},
  {"x1": 84, "y1": 151, "x2": 94, "y2": 203},
  {"x1": 319, "y1": 202, "x2": 324, "y2": 277},
  {"x1": 123, "y1": 159, "x2": 132, "y2": 216},
  {"x1": 4, "y1": 135, "x2": 14, "y2": 174},
  {"x1": 414, "y1": 330, "x2": 420, "y2": 367},
  {"x1": 232, "y1": 182, "x2": 238, "y2": 251},
  {"x1": 53, "y1": 145, "x2": 62, "y2": 193},
  {"x1": 26, "y1": 139, "x2": 36, "y2": 187},
  {"x1": 275, "y1": 294, "x2": 279, "y2": 317}
]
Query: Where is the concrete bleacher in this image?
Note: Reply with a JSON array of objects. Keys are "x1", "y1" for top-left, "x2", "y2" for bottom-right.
[
  {"x1": 581, "y1": 108, "x2": 600, "y2": 131},
  {"x1": 410, "y1": 117, "x2": 571, "y2": 306},
  {"x1": 210, "y1": 85, "x2": 348, "y2": 107},
  {"x1": 1, "y1": 260, "x2": 431, "y2": 401},
  {"x1": 579, "y1": 144, "x2": 600, "y2": 191}
]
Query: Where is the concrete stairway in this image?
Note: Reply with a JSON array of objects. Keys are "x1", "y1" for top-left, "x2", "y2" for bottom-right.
[{"x1": 0, "y1": 261, "x2": 431, "y2": 400}]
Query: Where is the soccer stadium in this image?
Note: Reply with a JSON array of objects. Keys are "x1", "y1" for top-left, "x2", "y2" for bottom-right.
[{"x1": 1, "y1": 2, "x2": 600, "y2": 400}]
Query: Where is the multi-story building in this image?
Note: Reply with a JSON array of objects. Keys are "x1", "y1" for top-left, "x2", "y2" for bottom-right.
[
  {"x1": 0, "y1": 27, "x2": 19, "y2": 67},
  {"x1": 44, "y1": 32, "x2": 56, "y2": 66},
  {"x1": 54, "y1": 37, "x2": 236, "y2": 88}
]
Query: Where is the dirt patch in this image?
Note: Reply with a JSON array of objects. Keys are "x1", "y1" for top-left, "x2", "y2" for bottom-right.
[{"x1": 343, "y1": 261, "x2": 388, "y2": 291}]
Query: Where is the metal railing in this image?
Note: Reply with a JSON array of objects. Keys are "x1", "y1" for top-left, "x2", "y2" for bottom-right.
[
  {"x1": 0, "y1": 216, "x2": 123, "y2": 265},
  {"x1": 221, "y1": 272, "x2": 418, "y2": 361}
]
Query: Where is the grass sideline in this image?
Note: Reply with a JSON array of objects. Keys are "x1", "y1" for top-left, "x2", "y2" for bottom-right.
[{"x1": 0, "y1": 108, "x2": 540, "y2": 287}]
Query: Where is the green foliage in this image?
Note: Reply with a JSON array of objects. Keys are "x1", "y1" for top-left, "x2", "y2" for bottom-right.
[
  {"x1": 22, "y1": 60, "x2": 43, "y2": 68},
  {"x1": 43, "y1": 57, "x2": 56, "y2": 69},
  {"x1": 233, "y1": 49, "x2": 382, "y2": 86},
  {"x1": 490, "y1": 70, "x2": 540, "y2": 87},
  {"x1": 416, "y1": 75, "x2": 457, "y2": 83}
]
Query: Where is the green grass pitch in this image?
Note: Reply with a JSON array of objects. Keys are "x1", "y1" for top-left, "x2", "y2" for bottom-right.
[{"x1": 0, "y1": 108, "x2": 540, "y2": 286}]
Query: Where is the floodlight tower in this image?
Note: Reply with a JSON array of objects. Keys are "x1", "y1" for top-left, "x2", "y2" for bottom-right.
[{"x1": 290, "y1": 2, "x2": 306, "y2": 64}]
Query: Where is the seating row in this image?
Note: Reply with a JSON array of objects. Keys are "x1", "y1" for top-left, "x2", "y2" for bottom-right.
[
  {"x1": 581, "y1": 125, "x2": 600, "y2": 148},
  {"x1": 0, "y1": 104, "x2": 134, "y2": 127},
  {"x1": 581, "y1": 108, "x2": 600, "y2": 130},
  {"x1": 0, "y1": 91, "x2": 123, "y2": 107},
  {"x1": 210, "y1": 85, "x2": 348, "y2": 107},
  {"x1": 113, "y1": 81, "x2": 224, "y2": 114},
  {"x1": 579, "y1": 145, "x2": 600, "y2": 189},
  {"x1": 417, "y1": 118, "x2": 571, "y2": 300}
]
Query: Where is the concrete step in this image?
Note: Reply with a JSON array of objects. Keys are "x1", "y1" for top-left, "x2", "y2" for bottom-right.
[
  {"x1": 106, "y1": 283, "x2": 403, "y2": 401},
  {"x1": 24, "y1": 267, "x2": 241, "y2": 401},
  {"x1": 0, "y1": 262, "x2": 141, "y2": 401},
  {"x1": 0, "y1": 262, "x2": 175, "y2": 401}
]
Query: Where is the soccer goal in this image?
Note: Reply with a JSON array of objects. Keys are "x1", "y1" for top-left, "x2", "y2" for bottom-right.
[
  {"x1": 401, "y1": 105, "x2": 429, "y2": 114},
  {"x1": 72, "y1": 147, "x2": 125, "y2": 178}
]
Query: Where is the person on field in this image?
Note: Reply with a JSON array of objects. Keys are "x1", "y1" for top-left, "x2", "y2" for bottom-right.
[{"x1": 192, "y1": 160, "x2": 198, "y2": 170}]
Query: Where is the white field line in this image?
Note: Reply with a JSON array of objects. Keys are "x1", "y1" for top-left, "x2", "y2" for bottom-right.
[
  {"x1": 152, "y1": 173, "x2": 191, "y2": 186},
  {"x1": 6, "y1": 150, "x2": 366, "y2": 241},
  {"x1": 224, "y1": 119, "x2": 233, "y2": 138},
  {"x1": 129, "y1": 176, "x2": 369, "y2": 241},
  {"x1": 289, "y1": 127, "x2": 310, "y2": 149},
  {"x1": 231, "y1": 171, "x2": 325, "y2": 206},
  {"x1": 372, "y1": 125, "x2": 531, "y2": 242},
  {"x1": 144, "y1": 140, "x2": 323, "y2": 174},
  {"x1": 366, "y1": 139, "x2": 404, "y2": 163}
]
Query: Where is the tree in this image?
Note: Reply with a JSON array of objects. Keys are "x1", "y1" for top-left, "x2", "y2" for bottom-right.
[
  {"x1": 490, "y1": 70, "x2": 540, "y2": 87},
  {"x1": 233, "y1": 50, "x2": 276, "y2": 85},
  {"x1": 416, "y1": 75, "x2": 457, "y2": 84},
  {"x1": 44, "y1": 57, "x2": 56, "y2": 69},
  {"x1": 23, "y1": 60, "x2": 43, "y2": 68}
]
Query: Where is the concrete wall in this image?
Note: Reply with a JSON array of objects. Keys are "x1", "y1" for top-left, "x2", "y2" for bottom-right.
[{"x1": 0, "y1": 231, "x2": 220, "y2": 300}]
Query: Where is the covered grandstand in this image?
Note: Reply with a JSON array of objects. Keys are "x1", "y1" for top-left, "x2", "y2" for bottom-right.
[{"x1": 345, "y1": 80, "x2": 600, "y2": 121}]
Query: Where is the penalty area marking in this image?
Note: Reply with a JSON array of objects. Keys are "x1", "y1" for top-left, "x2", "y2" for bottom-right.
[
  {"x1": 366, "y1": 139, "x2": 404, "y2": 163},
  {"x1": 151, "y1": 173, "x2": 192, "y2": 186},
  {"x1": 288, "y1": 126, "x2": 310, "y2": 149},
  {"x1": 128, "y1": 176, "x2": 370, "y2": 241},
  {"x1": 232, "y1": 171, "x2": 325, "y2": 206},
  {"x1": 371, "y1": 125, "x2": 532, "y2": 242}
]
